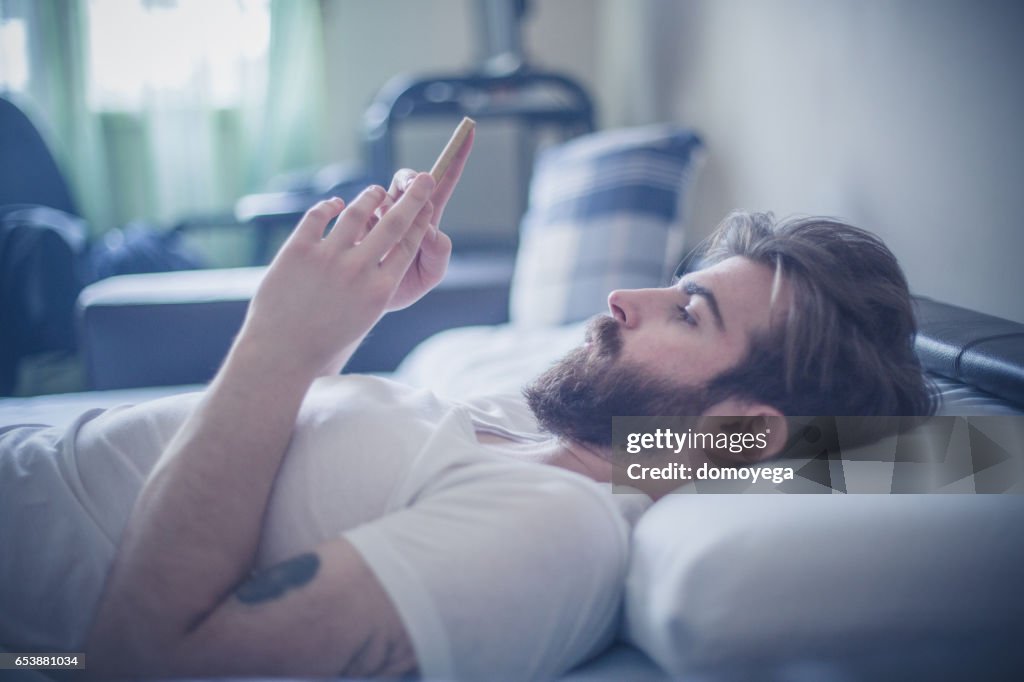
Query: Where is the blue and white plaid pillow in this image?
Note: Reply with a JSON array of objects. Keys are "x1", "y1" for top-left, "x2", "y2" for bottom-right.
[{"x1": 510, "y1": 125, "x2": 704, "y2": 327}]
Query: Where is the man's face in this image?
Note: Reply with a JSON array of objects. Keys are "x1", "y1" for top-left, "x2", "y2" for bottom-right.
[
  {"x1": 525, "y1": 256, "x2": 787, "y2": 447},
  {"x1": 606, "y1": 255, "x2": 785, "y2": 386}
]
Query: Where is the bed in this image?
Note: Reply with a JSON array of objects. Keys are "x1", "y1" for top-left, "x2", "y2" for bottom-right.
[{"x1": 2, "y1": 293, "x2": 1023, "y2": 681}]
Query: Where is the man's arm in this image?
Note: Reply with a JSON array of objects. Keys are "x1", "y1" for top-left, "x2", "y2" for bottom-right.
[{"x1": 86, "y1": 175, "x2": 437, "y2": 678}]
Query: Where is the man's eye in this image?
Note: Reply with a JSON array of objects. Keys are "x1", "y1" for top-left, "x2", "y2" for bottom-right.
[{"x1": 676, "y1": 305, "x2": 698, "y2": 327}]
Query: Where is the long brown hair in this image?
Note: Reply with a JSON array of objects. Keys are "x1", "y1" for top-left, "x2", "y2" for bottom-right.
[{"x1": 690, "y1": 212, "x2": 937, "y2": 416}]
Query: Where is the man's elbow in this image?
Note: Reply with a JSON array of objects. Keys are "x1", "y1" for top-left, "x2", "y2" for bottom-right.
[
  {"x1": 85, "y1": 614, "x2": 190, "y2": 679},
  {"x1": 87, "y1": 618, "x2": 417, "y2": 679},
  {"x1": 85, "y1": 637, "x2": 157, "y2": 680}
]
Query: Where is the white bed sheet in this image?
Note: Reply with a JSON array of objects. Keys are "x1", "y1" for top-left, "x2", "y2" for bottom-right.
[{"x1": 394, "y1": 322, "x2": 588, "y2": 401}]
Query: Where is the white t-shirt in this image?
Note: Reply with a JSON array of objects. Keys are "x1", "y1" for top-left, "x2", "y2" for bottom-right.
[{"x1": 0, "y1": 375, "x2": 650, "y2": 680}]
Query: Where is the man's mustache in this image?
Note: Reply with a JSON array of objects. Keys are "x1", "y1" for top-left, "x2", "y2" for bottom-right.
[{"x1": 585, "y1": 315, "x2": 622, "y2": 359}]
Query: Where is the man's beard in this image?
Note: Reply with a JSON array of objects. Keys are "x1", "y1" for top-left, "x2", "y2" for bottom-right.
[{"x1": 523, "y1": 315, "x2": 714, "y2": 449}]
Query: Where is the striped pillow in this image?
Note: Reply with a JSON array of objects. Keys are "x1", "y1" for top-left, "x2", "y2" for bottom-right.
[{"x1": 510, "y1": 125, "x2": 704, "y2": 327}]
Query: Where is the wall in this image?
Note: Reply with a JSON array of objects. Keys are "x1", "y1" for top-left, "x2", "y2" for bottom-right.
[
  {"x1": 320, "y1": 0, "x2": 1024, "y2": 322},
  {"x1": 652, "y1": 0, "x2": 1024, "y2": 322}
]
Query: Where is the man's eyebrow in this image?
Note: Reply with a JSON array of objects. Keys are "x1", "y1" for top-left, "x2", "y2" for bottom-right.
[{"x1": 682, "y1": 280, "x2": 726, "y2": 331}]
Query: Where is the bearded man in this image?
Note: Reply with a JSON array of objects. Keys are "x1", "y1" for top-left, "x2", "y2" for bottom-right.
[{"x1": 0, "y1": 135, "x2": 934, "y2": 680}]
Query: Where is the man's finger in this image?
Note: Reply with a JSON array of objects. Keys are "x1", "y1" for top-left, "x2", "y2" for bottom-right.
[
  {"x1": 371, "y1": 168, "x2": 416, "y2": 229},
  {"x1": 362, "y1": 173, "x2": 435, "y2": 258},
  {"x1": 292, "y1": 198, "x2": 344, "y2": 243},
  {"x1": 329, "y1": 185, "x2": 387, "y2": 245},
  {"x1": 388, "y1": 168, "x2": 417, "y2": 196},
  {"x1": 381, "y1": 200, "x2": 434, "y2": 277}
]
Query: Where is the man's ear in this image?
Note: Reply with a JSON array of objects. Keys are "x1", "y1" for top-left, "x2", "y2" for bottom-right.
[{"x1": 698, "y1": 399, "x2": 789, "y2": 463}]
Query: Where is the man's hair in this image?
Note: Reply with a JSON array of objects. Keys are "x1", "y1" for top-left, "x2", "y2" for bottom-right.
[{"x1": 691, "y1": 212, "x2": 936, "y2": 416}]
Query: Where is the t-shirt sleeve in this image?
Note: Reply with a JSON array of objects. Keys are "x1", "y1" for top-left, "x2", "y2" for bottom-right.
[{"x1": 343, "y1": 465, "x2": 630, "y2": 681}]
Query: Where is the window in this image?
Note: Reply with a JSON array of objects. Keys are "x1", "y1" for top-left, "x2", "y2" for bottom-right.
[
  {"x1": 86, "y1": 0, "x2": 271, "y2": 111},
  {"x1": 0, "y1": 15, "x2": 28, "y2": 91}
]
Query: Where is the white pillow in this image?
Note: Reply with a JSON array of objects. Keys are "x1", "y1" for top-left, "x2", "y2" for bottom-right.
[
  {"x1": 624, "y1": 494, "x2": 1024, "y2": 675},
  {"x1": 394, "y1": 322, "x2": 587, "y2": 401}
]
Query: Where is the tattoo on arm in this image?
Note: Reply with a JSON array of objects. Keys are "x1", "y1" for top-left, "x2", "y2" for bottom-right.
[{"x1": 234, "y1": 552, "x2": 320, "y2": 604}]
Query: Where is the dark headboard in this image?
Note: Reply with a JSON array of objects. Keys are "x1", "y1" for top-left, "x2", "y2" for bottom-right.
[{"x1": 914, "y1": 297, "x2": 1024, "y2": 408}]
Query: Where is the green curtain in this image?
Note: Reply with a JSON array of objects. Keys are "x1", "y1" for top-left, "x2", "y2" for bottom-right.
[
  {"x1": 2, "y1": 0, "x2": 329, "y2": 236},
  {"x1": 250, "y1": 0, "x2": 329, "y2": 189},
  {"x1": 4, "y1": 0, "x2": 113, "y2": 229}
]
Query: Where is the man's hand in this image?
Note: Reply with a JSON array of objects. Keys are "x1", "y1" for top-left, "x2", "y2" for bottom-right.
[
  {"x1": 377, "y1": 127, "x2": 474, "y2": 311},
  {"x1": 241, "y1": 173, "x2": 436, "y2": 379}
]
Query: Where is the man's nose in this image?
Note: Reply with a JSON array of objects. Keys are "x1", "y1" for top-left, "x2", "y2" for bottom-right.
[{"x1": 608, "y1": 290, "x2": 639, "y2": 328}]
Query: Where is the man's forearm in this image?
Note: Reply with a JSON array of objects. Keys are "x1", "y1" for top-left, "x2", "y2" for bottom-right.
[
  {"x1": 323, "y1": 325, "x2": 376, "y2": 377},
  {"x1": 86, "y1": 175, "x2": 440, "y2": 676},
  {"x1": 87, "y1": 336, "x2": 317, "y2": 665}
]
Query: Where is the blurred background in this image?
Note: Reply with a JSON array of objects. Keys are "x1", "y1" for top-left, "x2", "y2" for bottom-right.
[{"x1": 1, "y1": 0, "x2": 1023, "y2": 395}]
